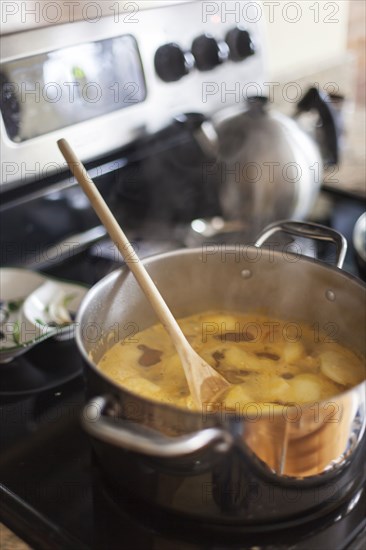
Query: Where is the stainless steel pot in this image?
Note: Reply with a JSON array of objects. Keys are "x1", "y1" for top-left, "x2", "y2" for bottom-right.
[{"x1": 77, "y1": 221, "x2": 366, "y2": 523}]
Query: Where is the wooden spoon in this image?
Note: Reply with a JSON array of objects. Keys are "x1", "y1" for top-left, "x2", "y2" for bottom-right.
[{"x1": 57, "y1": 138, "x2": 230, "y2": 408}]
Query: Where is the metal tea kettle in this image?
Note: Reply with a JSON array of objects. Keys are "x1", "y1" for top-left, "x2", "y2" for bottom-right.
[{"x1": 177, "y1": 87, "x2": 340, "y2": 241}]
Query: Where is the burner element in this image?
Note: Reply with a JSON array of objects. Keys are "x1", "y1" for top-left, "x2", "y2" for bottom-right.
[{"x1": 0, "y1": 339, "x2": 83, "y2": 396}]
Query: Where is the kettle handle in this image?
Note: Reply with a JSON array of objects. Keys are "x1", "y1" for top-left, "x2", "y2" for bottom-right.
[
  {"x1": 296, "y1": 87, "x2": 341, "y2": 166},
  {"x1": 255, "y1": 220, "x2": 347, "y2": 269}
]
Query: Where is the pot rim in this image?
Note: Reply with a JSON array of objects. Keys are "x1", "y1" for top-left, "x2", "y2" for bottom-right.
[{"x1": 76, "y1": 246, "x2": 366, "y2": 419}]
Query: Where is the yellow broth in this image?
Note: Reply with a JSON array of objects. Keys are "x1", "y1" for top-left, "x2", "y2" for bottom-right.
[{"x1": 97, "y1": 311, "x2": 365, "y2": 411}]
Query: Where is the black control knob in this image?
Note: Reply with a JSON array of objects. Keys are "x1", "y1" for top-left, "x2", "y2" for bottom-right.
[
  {"x1": 191, "y1": 34, "x2": 222, "y2": 71},
  {"x1": 226, "y1": 28, "x2": 255, "y2": 61},
  {"x1": 154, "y1": 43, "x2": 189, "y2": 82}
]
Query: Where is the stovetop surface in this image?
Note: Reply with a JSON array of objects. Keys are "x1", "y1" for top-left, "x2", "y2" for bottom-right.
[
  {"x1": 0, "y1": 188, "x2": 365, "y2": 549},
  {"x1": 1, "y1": 367, "x2": 366, "y2": 550}
]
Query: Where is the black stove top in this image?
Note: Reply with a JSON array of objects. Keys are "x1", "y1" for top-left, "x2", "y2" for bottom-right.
[
  {"x1": 0, "y1": 181, "x2": 365, "y2": 549},
  {"x1": 1, "y1": 365, "x2": 366, "y2": 550},
  {"x1": 1, "y1": 377, "x2": 366, "y2": 550}
]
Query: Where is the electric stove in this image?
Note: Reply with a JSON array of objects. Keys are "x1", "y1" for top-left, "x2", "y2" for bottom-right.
[
  {"x1": 0, "y1": 185, "x2": 365, "y2": 550},
  {"x1": 0, "y1": 1, "x2": 365, "y2": 547}
]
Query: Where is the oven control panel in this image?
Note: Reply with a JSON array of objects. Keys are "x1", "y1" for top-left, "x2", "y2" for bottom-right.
[
  {"x1": 0, "y1": 0, "x2": 265, "y2": 188},
  {"x1": 155, "y1": 28, "x2": 255, "y2": 82}
]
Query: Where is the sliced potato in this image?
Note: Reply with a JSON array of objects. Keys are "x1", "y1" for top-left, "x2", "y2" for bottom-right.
[
  {"x1": 282, "y1": 341, "x2": 305, "y2": 363},
  {"x1": 121, "y1": 375, "x2": 161, "y2": 395},
  {"x1": 224, "y1": 347, "x2": 259, "y2": 370},
  {"x1": 255, "y1": 376, "x2": 291, "y2": 402},
  {"x1": 222, "y1": 384, "x2": 253, "y2": 409},
  {"x1": 288, "y1": 374, "x2": 322, "y2": 403},
  {"x1": 320, "y1": 351, "x2": 365, "y2": 387},
  {"x1": 98, "y1": 310, "x2": 365, "y2": 411}
]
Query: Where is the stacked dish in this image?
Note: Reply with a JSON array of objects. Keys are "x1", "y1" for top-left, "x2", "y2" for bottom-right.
[{"x1": 0, "y1": 268, "x2": 87, "y2": 363}]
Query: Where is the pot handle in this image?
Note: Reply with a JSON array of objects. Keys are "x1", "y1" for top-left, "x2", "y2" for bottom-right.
[
  {"x1": 82, "y1": 396, "x2": 233, "y2": 458},
  {"x1": 255, "y1": 220, "x2": 347, "y2": 269}
]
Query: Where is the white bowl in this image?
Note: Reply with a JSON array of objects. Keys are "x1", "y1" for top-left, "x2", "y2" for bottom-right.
[
  {"x1": 0, "y1": 268, "x2": 49, "y2": 363},
  {"x1": 23, "y1": 279, "x2": 88, "y2": 342},
  {"x1": 0, "y1": 268, "x2": 88, "y2": 363}
]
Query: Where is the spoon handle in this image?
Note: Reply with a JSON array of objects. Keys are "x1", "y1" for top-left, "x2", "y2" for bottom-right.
[{"x1": 57, "y1": 139, "x2": 188, "y2": 351}]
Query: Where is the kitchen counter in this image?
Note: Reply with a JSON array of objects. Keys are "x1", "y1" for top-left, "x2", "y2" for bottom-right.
[
  {"x1": 271, "y1": 60, "x2": 365, "y2": 198},
  {"x1": 0, "y1": 524, "x2": 31, "y2": 550}
]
